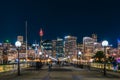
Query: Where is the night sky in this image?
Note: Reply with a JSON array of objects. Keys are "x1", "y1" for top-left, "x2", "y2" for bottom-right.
[{"x1": 0, "y1": 0, "x2": 120, "y2": 47}]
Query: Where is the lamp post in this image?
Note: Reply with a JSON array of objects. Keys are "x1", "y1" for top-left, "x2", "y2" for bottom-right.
[
  {"x1": 102, "y1": 40, "x2": 108, "y2": 76},
  {"x1": 39, "y1": 51, "x2": 42, "y2": 60},
  {"x1": 15, "y1": 41, "x2": 21, "y2": 76},
  {"x1": 77, "y1": 51, "x2": 82, "y2": 67},
  {"x1": 78, "y1": 51, "x2": 82, "y2": 64}
]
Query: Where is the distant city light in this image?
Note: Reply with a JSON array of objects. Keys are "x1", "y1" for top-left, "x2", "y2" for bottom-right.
[
  {"x1": 39, "y1": 52, "x2": 42, "y2": 55},
  {"x1": 0, "y1": 43, "x2": 2, "y2": 45},
  {"x1": 5, "y1": 40, "x2": 9, "y2": 43},
  {"x1": 64, "y1": 36, "x2": 71, "y2": 39}
]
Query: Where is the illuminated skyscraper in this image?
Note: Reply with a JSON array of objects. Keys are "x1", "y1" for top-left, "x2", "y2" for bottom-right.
[
  {"x1": 52, "y1": 38, "x2": 64, "y2": 58},
  {"x1": 42, "y1": 40, "x2": 52, "y2": 56},
  {"x1": 83, "y1": 34, "x2": 98, "y2": 54},
  {"x1": 56, "y1": 38, "x2": 64, "y2": 57},
  {"x1": 83, "y1": 37, "x2": 94, "y2": 52},
  {"x1": 52, "y1": 40, "x2": 57, "y2": 57},
  {"x1": 64, "y1": 36, "x2": 77, "y2": 57}
]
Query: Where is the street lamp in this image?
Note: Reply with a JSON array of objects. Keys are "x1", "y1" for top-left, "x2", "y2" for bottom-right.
[
  {"x1": 77, "y1": 51, "x2": 82, "y2": 67},
  {"x1": 46, "y1": 54, "x2": 48, "y2": 58},
  {"x1": 15, "y1": 41, "x2": 21, "y2": 76},
  {"x1": 102, "y1": 40, "x2": 108, "y2": 76},
  {"x1": 39, "y1": 51, "x2": 42, "y2": 60},
  {"x1": 78, "y1": 51, "x2": 82, "y2": 63}
]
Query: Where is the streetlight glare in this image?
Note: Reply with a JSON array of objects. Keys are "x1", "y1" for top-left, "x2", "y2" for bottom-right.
[
  {"x1": 78, "y1": 51, "x2": 82, "y2": 55},
  {"x1": 46, "y1": 54, "x2": 48, "y2": 57},
  {"x1": 39, "y1": 52, "x2": 42, "y2": 55},
  {"x1": 102, "y1": 40, "x2": 108, "y2": 46},
  {"x1": 15, "y1": 41, "x2": 21, "y2": 47}
]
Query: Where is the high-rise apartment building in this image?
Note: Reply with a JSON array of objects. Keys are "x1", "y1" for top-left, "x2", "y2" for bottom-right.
[
  {"x1": 56, "y1": 38, "x2": 64, "y2": 57},
  {"x1": 83, "y1": 34, "x2": 98, "y2": 60},
  {"x1": 52, "y1": 40, "x2": 57, "y2": 57},
  {"x1": 83, "y1": 37, "x2": 94, "y2": 53},
  {"x1": 42, "y1": 40, "x2": 52, "y2": 56},
  {"x1": 64, "y1": 36, "x2": 77, "y2": 57}
]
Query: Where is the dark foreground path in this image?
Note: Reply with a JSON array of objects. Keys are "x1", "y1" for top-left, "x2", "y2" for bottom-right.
[{"x1": 0, "y1": 65, "x2": 120, "y2": 80}]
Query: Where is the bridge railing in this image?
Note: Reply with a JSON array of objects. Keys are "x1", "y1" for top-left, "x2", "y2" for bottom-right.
[
  {"x1": 0, "y1": 62, "x2": 30, "y2": 73},
  {"x1": 74, "y1": 62, "x2": 120, "y2": 72}
]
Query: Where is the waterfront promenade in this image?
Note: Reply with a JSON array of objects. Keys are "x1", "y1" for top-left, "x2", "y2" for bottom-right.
[{"x1": 0, "y1": 65, "x2": 120, "y2": 80}]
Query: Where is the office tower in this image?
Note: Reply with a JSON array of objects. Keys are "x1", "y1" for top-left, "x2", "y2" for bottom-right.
[{"x1": 64, "y1": 36, "x2": 77, "y2": 57}]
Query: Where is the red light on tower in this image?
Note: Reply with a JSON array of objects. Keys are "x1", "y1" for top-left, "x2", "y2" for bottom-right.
[{"x1": 39, "y1": 28, "x2": 43, "y2": 37}]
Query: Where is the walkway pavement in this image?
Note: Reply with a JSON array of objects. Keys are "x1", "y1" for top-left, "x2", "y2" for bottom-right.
[{"x1": 0, "y1": 65, "x2": 120, "y2": 80}]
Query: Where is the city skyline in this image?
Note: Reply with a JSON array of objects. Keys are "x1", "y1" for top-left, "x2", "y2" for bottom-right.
[{"x1": 0, "y1": 0, "x2": 120, "y2": 47}]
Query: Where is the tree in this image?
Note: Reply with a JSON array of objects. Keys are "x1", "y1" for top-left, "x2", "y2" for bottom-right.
[
  {"x1": 107, "y1": 56, "x2": 114, "y2": 63},
  {"x1": 93, "y1": 51, "x2": 105, "y2": 63}
]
